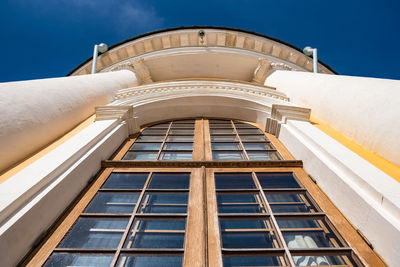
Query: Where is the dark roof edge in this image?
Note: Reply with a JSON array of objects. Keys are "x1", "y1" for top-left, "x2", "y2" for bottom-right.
[{"x1": 66, "y1": 25, "x2": 338, "y2": 76}]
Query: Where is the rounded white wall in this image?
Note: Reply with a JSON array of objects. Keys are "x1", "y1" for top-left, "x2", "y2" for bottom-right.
[
  {"x1": 0, "y1": 70, "x2": 137, "y2": 173},
  {"x1": 266, "y1": 70, "x2": 400, "y2": 166}
]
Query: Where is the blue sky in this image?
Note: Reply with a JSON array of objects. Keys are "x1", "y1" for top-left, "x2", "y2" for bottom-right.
[{"x1": 0, "y1": 0, "x2": 399, "y2": 82}]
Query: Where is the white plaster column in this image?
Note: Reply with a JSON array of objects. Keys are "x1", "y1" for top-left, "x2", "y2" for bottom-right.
[
  {"x1": 278, "y1": 120, "x2": 400, "y2": 266},
  {"x1": 0, "y1": 70, "x2": 138, "y2": 173},
  {"x1": 266, "y1": 70, "x2": 400, "y2": 166},
  {"x1": 0, "y1": 118, "x2": 128, "y2": 267}
]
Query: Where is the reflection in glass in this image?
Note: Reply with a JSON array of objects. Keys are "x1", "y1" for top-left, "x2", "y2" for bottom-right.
[
  {"x1": 44, "y1": 253, "x2": 113, "y2": 267},
  {"x1": 243, "y1": 142, "x2": 274, "y2": 150},
  {"x1": 163, "y1": 143, "x2": 193, "y2": 150},
  {"x1": 168, "y1": 129, "x2": 194, "y2": 135},
  {"x1": 160, "y1": 152, "x2": 192, "y2": 160},
  {"x1": 210, "y1": 129, "x2": 236, "y2": 135},
  {"x1": 215, "y1": 173, "x2": 256, "y2": 189},
  {"x1": 266, "y1": 193, "x2": 303, "y2": 203},
  {"x1": 236, "y1": 129, "x2": 263, "y2": 135},
  {"x1": 247, "y1": 151, "x2": 281, "y2": 160},
  {"x1": 135, "y1": 135, "x2": 165, "y2": 142},
  {"x1": 139, "y1": 193, "x2": 188, "y2": 213},
  {"x1": 166, "y1": 136, "x2": 193, "y2": 142},
  {"x1": 292, "y1": 255, "x2": 344, "y2": 266},
  {"x1": 148, "y1": 173, "x2": 190, "y2": 189},
  {"x1": 85, "y1": 192, "x2": 139, "y2": 214},
  {"x1": 123, "y1": 151, "x2": 158, "y2": 160},
  {"x1": 102, "y1": 173, "x2": 148, "y2": 189},
  {"x1": 277, "y1": 219, "x2": 320, "y2": 229},
  {"x1": 210, "y1": 135, "x2": 238, "y2": 142},
  {"x1": 130, "y1": 143, "x2": 162, "y2": 150},
  {"x1": 213, "y1": 151, "x2": 243, "y2": 160},
  {"x1": 58, "y1": 218, "x2": 128, "y2": 249},
  {"x1": 240, "y1": 135, "x2": 268, "y2": 141},
  {"x1": 117, "y1": 255, "x2": 183, "y2": 267},
  {"x1": 141, "y1": 129, "x2": 167, "y2": 135},
  {"x1": 284, "y1": 231, "x2": 333, "y2": 248}
]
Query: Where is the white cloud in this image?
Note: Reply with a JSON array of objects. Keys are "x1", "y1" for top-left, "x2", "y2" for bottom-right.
[{"x1": 15, "y1": 0, "x2": 164, "y2": 33}]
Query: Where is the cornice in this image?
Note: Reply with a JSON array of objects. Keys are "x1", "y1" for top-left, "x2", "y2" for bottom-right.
[
  {"x1": 70, "y1": 28, "x2": 334, "y2": 76},
  {"x1": 113, "y1": 80, "x2": 290, "y2": 104}
]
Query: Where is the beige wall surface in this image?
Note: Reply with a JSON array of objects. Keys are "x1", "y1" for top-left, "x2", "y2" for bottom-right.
[
  {"x1": 0, "y1": 70, "x2": 137, "y2": 173},
  {"x1": 266, "y1": 70, "x2": 400, "y2": 166}
]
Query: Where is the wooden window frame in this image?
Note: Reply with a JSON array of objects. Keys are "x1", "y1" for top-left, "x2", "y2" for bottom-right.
[{"x1": 22, "y1": 118, "x2": 385, "y2": 267}]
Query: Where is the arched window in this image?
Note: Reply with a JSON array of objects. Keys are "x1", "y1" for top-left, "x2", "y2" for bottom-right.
[{"x1": 24, "y1": 119, "x2": 370, "y2": 266}]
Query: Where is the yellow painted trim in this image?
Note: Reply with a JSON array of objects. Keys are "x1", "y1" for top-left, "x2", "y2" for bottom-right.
[
  {"x1": 310, "y1": 116, "x2": 400, "y2": 182},
  {"x1": 0, "y1": 115, "x2": 96, "y2": 184}
]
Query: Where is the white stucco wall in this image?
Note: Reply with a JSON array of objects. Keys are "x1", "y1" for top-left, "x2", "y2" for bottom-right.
[
  {"x1": 0, "y1": 70, "x2": 137, "y2": 173},
  {"x1": 266, "y1": 70, "x2": 400, "y2": 166}
]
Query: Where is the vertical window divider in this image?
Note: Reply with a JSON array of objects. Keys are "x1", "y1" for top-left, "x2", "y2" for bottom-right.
[
  {"x1": 110, "y1": 172, "x2": 153, "y2": 267},
  {"x1": 156, "y1": 122, "x2": 173, "y2": 160},
  {"x1": 231, "y1": 120, "x2": 250, "y2": 160},
  {"x1": 251, "y1": 172, "x2": 296, "y2": 267}
]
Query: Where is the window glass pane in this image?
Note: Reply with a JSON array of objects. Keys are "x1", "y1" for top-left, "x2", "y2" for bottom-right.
[
  {"x1": 149, "y1": 123, "x2": 170, "y2": 128},
  {"x1": 234, "y1": 122, "x2": 259, "y2": 128},
  {"x1": 220, "y1": 219, "x2": 269, "y2": 230},
  {"x1": 58, "y1": 218, "x2": 128, "y2": 249},
  {"x1": 148, "y1": 173, "x2": 190, "y2": 189},
  {"x1": 270, "y1": 204, "x2": 310, "y2": 213},
  {"x1": 211, "y1": 135, "x2": 238, "y2": 142},
  {"x1": 240, "y1": 135, "x2": 268, "y2": 141},
  {"x1": 209, "y1": 120, "x2": 231, "y2": 124},
  {"x1": 130, "y1": 142, "x2": 162, "y2": 151},
  {"x1": 124, "y1": 219, "x2": 186, "y2": 249},
  {"x1": 293, "y1": 255, "x2": 345, "y2": 266},
  {"x1": 215, "y1": 173, "x2": 256, "y2": 189},
  {"x1": 163, "y1": 143, "x2": 193, "y2": 150},
  {"x1": 213, "y1": 151, "x2": 243, "y2": 160},
  {"x1": 84, "y1": 192, "x2": 139, "y2": 214},
  {"x1": 256, "y1": 173, "x2": 301, "y2": 188},
  {"x1": 221, "y1": 232, "x2": 275, "y2": 248},
  {"x1": 210, "y1": 129, "x2": 236, "y2": 135},
  {"x1": 117, "y1": 255, "x2": 183, "y2": 267},
  {"x1": 266, "y1": 193, "x2": 303, "y2": 203},
  {"x1": 277, "y1": 219, "x2": 320, "y2": 229},
  {"x1": 102, "y1": 173, "x2": 148, "y2": 189},
  {"x1": 217, "y1": 193, "x2": 266, "y2": 213},
  {"x1": 173, "y1": 120, "x2": 195, "y2": 123},
  {"x1": 247, "y1": 151, "x2": 281, "y2": 160},
  {"x1": 141, "y1": 129, "x2": 167, "y2": 135},
  {"x1": 243, "y1": 142, "x2": 274, "y2": 150},
  {"x1": 123, "y1": 151, "x2": 158, "y2": 160},
  {"x1": 166, "y1": 136, "x2": 194, "y2": 142},
  {"x1": 236, "y1": 129, "x2": 263, "y2": 134},
  {"x1": 285, "y1": 233, "x2": 336, "y2": 248},
  {"x1": 212, "y1": 143, "x2": 241, "y2": 150},
  {"x1": 209, "y1": 124, "x2": 233, "y2": 128},
  {"x1": 168, "y1": 129, "x2": 194, "y2": 135},
  {"x1": 170, "y1": 123, "x2": 194, "y2": 128},
  {"x1": 44, "y1": 253, "x2": 113, "y2": 267},
  {"x1": 223, "y1": 255, "x2": 283, "y2": 266},
  {"x1": 135, "y1": 135, "x2": 165, "y2": 142},
  {"x1": 139, "y1": 193, "x2": 188, "y2": 213},
  {"x1": 160, "y1": 152, "x2": 192, "y2": 160}
]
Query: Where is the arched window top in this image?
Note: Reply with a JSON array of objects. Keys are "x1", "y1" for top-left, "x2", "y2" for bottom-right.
[{"x1": 122, "y1": 118, "x2": 282, "y2": 161}]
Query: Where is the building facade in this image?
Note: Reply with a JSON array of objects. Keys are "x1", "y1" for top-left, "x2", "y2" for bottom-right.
[{"x1": 0, "y1": 27, "x2": 399, "y2": 266}]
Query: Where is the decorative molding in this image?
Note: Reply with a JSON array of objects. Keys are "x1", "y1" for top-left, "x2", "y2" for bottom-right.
[
  {"x1": 102, "y1": 160, "x2": 303, "y2": 168},
  {"x1": 110, "y1": 58, "x2": 153, "y2": 85},
  {"x1": 252, "y1": 58, "x2": 272, "y2": 85},
  {"x1": 271, "y1": 62, "x2": 294, "y2": 71},
  {"x1": 95, "y1": 106, "x2": 139, "y2": 135},
  {"x1": 265, "y1": 104, "x2": 311, "y2": 136},
  {"x1": 113, "y1": 80, "x2": 290, "y2": 103},
  {"x1": 72, "y1": 28, "x2": 334, "y2": 76}
]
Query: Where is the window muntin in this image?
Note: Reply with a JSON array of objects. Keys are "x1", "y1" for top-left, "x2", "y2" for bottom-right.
[
  {"x1": 28, "y1": 118, "x2": 368, "y2": 267},
  {"x1": 214, "y1": 171, "x2": 358, "y2": 266},
  {"x1": 209, "y1": 120, "x2": 281, "y2": 161},
  {"x1": 123, "y1": 120, "x2": 195, "y2": 161}
]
